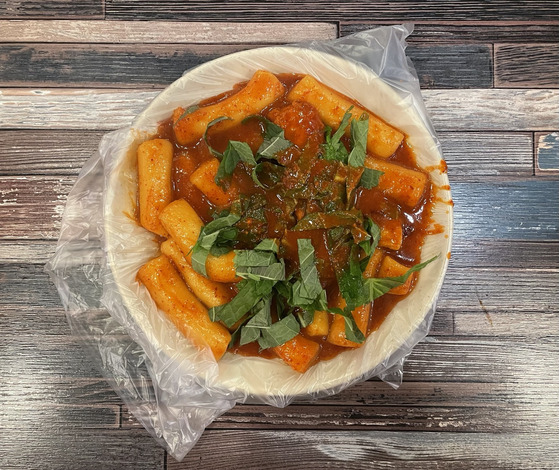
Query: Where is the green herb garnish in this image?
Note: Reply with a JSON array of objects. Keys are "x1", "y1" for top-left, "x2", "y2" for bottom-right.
[
  {"x1": 190, "y1": 212, "x2": 240, "y2": 276},
  {"x1": 347, "y1": 113, "x2": 369, "y2": 167},
  {"x1": 359, "y1": 168, "x2": 384, "y2": 189}
]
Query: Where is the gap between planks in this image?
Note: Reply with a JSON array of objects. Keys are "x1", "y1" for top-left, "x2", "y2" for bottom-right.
[{"x1": 0, "y1": 20, "x2": 338, "y2": 44}]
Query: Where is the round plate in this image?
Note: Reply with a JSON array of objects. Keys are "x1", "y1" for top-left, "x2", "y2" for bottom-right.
[{"x1": 104, "y1": 46, "x2": 453, "y2": 402}]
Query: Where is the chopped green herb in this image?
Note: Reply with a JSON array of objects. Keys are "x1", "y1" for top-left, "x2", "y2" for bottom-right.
[
  {"x1": 244, "y1": 116, "x2": 293, "y2": 159},
  {"x1": 190, "y1": 212, "x2": 240, "y2": 276},
  {"x1": 291, "y1": 239, "x2": 325, "y2": 306},
  {"x1": 364, "y1": 256, "x2": 438, "y2": 300},
  {"x1": 203, "y1": 116, "x2": 231, "y2": 158},
  {"x1": 347, "y1": 113, "x2": 369, "y2": 167},
  {"x1": 359, "y1": 217, "x2": 381, "y2": 257},
  {"x1": 174, "y1": 104, "x2": 200, "y2": 125},
  {"x1": 258, "y1": 314, "x2": 300, "y2": 349},
  {"x1": 322, "y1": 107, "x2": 353, "y2": 162},
  {"x1": 210, "y1": 279, "x2": 275, "y2": 328},
  {"x1": 359, "y1": 168, "x2": 384, "y2": 189},
  {"x1": 293, "y1": 210, "x2": 361, "y2": 231},
  {"x1": 215, "y1": 140, "x2": 256, "y2": 186}
]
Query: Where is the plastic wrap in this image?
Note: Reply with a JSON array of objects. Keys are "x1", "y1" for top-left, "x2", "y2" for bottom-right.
[{"x1": 45, "y1": 24, "x2": 452, "y2": 461}]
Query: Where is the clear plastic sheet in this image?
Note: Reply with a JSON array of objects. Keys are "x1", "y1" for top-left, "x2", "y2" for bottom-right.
[{"x1": 46, "y1": 24, "x2": 452, "y2": 461}]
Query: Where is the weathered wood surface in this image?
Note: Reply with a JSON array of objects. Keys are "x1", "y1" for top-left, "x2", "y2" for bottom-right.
[
  {"x1": 0, "y1": 43, "x2": 493, "y2": 88},
  {"x1": 103, "y1": 1, "x2": 559, "y2": 21},
  {"x1": 341, "y1": 23, "x2": 559, "y2": 43},
  {"x1": 2, "y1": 88, "x2": 558, "y2": 130},
  {"x1": 166, "y1": 430, "x2": 559, "y2": 469},
  {"x1": 0, "y1": 0, "x2": 104, "y2": 18},
  {"x1": 495, "y1": 43, "x2": 559, "y2": 88},
  {"x1": 1, "y1": 6, "x2": 558, "y2": 470},
  {"x1": 0, "y1": 20, "x2": 338, "y2": 43}
]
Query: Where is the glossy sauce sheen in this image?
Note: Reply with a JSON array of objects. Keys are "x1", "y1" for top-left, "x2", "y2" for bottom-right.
[{"x1": 154, "y1": 73, "x2": 434, "y2": 362}]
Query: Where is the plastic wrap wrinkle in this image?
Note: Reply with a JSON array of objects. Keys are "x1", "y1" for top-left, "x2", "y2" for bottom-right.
[{"x1": 45, "y1": 24, "x2": 452, "y2": 461}]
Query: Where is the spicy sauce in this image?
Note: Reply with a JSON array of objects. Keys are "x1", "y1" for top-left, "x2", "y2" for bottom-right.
[{"x1": 153, "y1": 73, "x2": 434, "y2": 363}]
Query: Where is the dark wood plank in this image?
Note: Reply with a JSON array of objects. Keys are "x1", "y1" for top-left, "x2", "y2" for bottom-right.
[
  {"x1": 0, "y1": 130, "x2": 533, "y2": 177},
  {"x1": 0, "y1": 20, "x2": 337, "y2": 43},
  {"x1": 406, "y1": 44, "x2": 492, "y2": 88},
  {"x1": 341, "y1": 23, "x2": 559, "y2": 43},
  {"x1": 0, "y1": 428, "x2": 164, "y2": 470},
  {"x1": 0, "y1": 43, "x2": 491, "y2": 89},
  {"x1": 495, "y1": 43, "x2": 559, "y2": 88},
  {"x1": 0, "y1": 44, "x2": 258, "y2": 88},
  {"x1": 536, "y1": 131, "x2": 559, "y2": 174},
  {"x1": 166, "y1": 430, "x2": 559, "y2": 469},
  {"x1": 0, "y1": 403, "x2": 120, "y2": 428},
  {"x1": 0, "y1": 0, "x2": 103, "y2": 19},
  {"x1": 2, "y1": 177, "x2": 558, "y2": 240},
  {"x1": 2, "y1": 89, "x2": 557, "y2": 131},
  {"x1": 105, "y1": 1, "x2": 559, "y2": 22}
]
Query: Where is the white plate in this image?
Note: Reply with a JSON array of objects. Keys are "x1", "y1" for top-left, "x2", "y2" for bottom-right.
[{"x1": 104, "y1": 46, "x2": 453, "y2": 401}]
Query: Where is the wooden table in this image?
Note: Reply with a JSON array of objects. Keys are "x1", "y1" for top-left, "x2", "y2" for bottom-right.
[{"x1": 1, "y1": 3, "x2": 558, "y2": 469}]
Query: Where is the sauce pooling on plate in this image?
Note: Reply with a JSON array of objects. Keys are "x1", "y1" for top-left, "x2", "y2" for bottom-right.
[{"x1": 136, "y1": 70, "x2": 437, "y2": 373}]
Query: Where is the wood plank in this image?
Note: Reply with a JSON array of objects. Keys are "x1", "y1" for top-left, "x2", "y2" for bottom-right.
[
  {"x1": 0, "y1": 428, "x2": 164, "y2": 470},
  {"x1": 1, "y1": 88, "x2": 557, "y2": 131},
  {"x1": 0, "y1": 43, "x2": 260, "y2": 88},
  {"x1": 439, "y1": 131, "x2": 533, "y2": 177},
  {"x1": 104, "y1": 1, "x2": 559, "y2": 22},
  {"x1": 0, "y1": 130, "x2": 533, "y2": 177},
  {"x1": 0, "y1": 376, "x2": 123, "y2": 406},
  {"x1": 2, "y1": 177, "x2": 558, "y2": 240},
  {"x1": 0, "y1": 43, "x2": 490, "y2": 89},
  {"x1": 0, "y1": 0, "x2": 103, "y2": 19},
  {"x1": 166, "y1": 430, "x2": 559, "y2": 469},
  {"x1": 454, "y1": 312, "x2": 559, "y2": 337},
  {"x1": 495, "y1": 43, "x2": 559, "y2": 88},
  {"x1": 450, "y1": 179, "x2": 559, "y2": 240},
  {"x1": 535, "y1": 131, "x2": 559, "y2": 174},
  {"x1": 0, "y1": 20, "x2": 337, "y2": 43},
  {"x1": 437, "y1": 267, "x2": 559, "y2": 315},
  {"x1": 449, "y1": 239, "x2": 559, "y2": 269},
  {"x1": 0, "y1": 130, "x2": 102, "y2": 175},
  {"x1": 121, "y1": 399, "x2": 557, "y2": 433},
  {"x1": 0, "y1": 403, "x2": 120, "y2": 428},
  {"x1": 341, "y1": 23, "x2": 559, "y2": 43},
  {"x1": 406, "y1": 44, "x2": 492, "y2": 88}
]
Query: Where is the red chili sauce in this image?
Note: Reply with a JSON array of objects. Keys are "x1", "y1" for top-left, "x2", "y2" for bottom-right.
[{"x1": 154, "y1": 73, "x2": 434, "y2": 362}]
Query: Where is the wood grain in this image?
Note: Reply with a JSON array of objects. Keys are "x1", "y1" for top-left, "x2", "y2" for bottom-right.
[
  {"x1": 0, "y1": 427, "x2": 164, "y2": 470},
  {"x1": 0, "y1": 43, "x2": 259, "y2": 88},
  {"x1": 0, "y1": 20, "x2": 337, "y2": 43},
  {"x1": 0, "y1": 0, "x2": 104, "y2": 19},
  {"x1": 341, "y1": 23, "x2": 559, "y2": 43},
  {"x1": 0, "y1": 130, "x2": 533, "y2": 177},
  {"x1": 166, "y1": 430, "x2": 559, "y2": 469},
  {"x1": 2, "y1": 88, "x2": 558, "y2": 131},
  {"x1": 0, "y1": 43, "x2": 491, "y2": 89},
  {"x1": 439, "y1": 131, "x2": 533, "y2": 177},
  {"x1": 495, "y1": 43, "x2": 559, "y2": 88},
  {"x1": 535, "y1": 131, "x2": 559, "y2": 174},
  {"x1": 120, "y1": 400, "x2": 557, "y2": 433},
  {"x1": 104, "y1": 1, "x2": 559, "y2": 22},
  {"x1": 0, "y1": 130, "x2": 103, "y2": 175}
]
